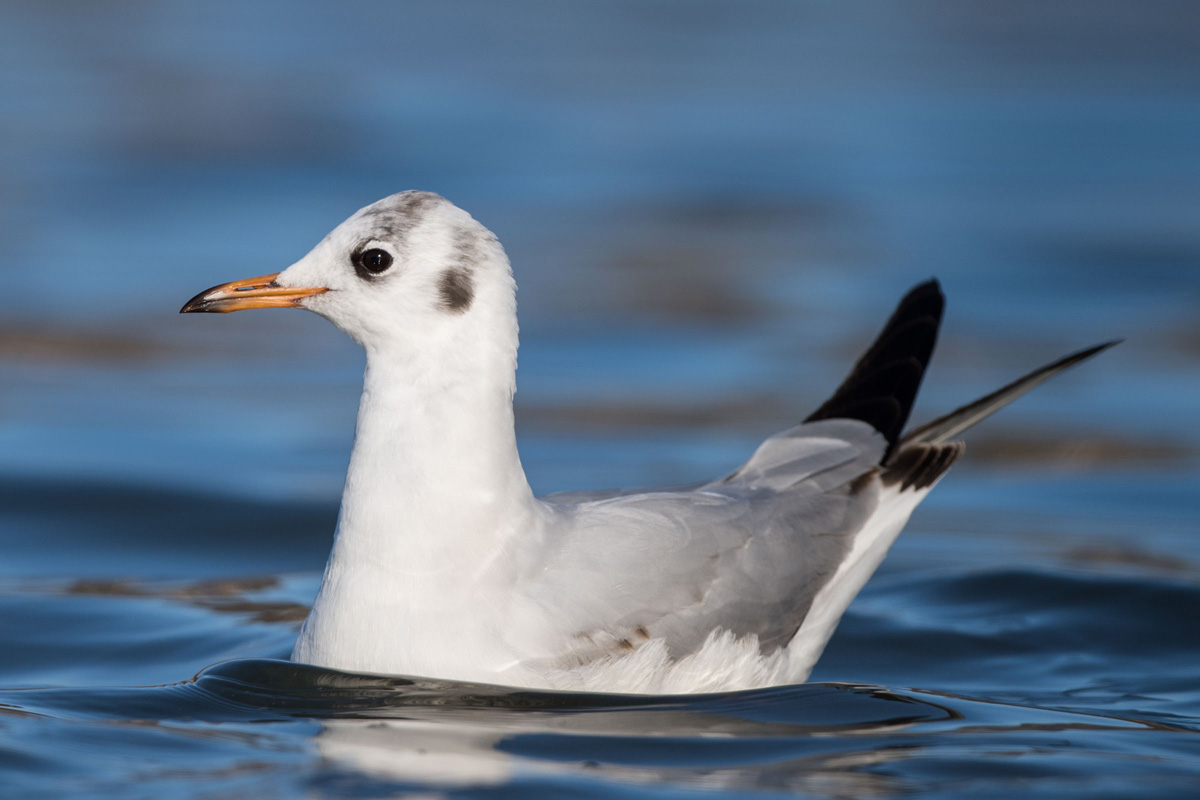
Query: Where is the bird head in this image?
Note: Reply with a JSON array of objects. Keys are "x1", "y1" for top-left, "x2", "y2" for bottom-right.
[{"x1": 181, "y1": 191, "x2": 514, "y2": 354}]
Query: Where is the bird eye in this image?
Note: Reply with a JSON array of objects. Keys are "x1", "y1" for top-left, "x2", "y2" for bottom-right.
[{"x1": 353, "y1": 247, "x2": 393, "y2": 276}]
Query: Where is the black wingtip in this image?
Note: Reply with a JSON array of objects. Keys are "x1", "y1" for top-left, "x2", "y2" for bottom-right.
[
  {"x1": 911, "y1": 277, "x2": 942, "y2": 295},
  {"x1": 805, "y1": 279, "x2": 946, "y2": 460}
]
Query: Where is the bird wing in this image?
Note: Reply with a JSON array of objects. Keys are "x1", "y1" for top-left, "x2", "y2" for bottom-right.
[
  {"x1": 518, "y1": 281, "x2": 946, "y2": 669},
  {"x1": 525, "y1": 419, "x2": 887, "y2": 665},
  {"x1": 521, "y1": 276, "x2": 1114, "y2": 674}
]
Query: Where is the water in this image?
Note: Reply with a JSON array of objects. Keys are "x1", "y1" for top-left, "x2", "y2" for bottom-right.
[{"x1": 1, "y1": 2, "x2": 1198, "y2": 797}]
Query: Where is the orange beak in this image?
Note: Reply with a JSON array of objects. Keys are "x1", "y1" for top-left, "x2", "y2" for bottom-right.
[{"x1": 179, "y1": 273, "x2": 328, "y2": 314}]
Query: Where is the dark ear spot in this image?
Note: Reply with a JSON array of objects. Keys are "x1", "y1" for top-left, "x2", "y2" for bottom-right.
[{"x1": 438, "y1": 268, "x2": 474, "y2": 313}]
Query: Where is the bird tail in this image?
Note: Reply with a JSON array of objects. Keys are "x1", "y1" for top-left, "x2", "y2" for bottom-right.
[
  {"x1": 896, "y1": 340, "x2": 1121, "y2": 449},
  {"x1": 804, "y1": 278, "x2": 1118, "y2": 488},
  {"x1": 876, "y1": 339, "x2": 1119, "y2": 490}
]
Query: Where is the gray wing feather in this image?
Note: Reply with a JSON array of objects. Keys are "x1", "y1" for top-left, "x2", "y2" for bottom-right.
[{"x1": 526, "y1": 420, "x2": 886, "y2": 664}]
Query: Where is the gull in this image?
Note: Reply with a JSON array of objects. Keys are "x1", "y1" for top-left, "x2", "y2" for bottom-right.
[{"x1": 181, "y1": 191, "x2": 1115, "y2": 694}]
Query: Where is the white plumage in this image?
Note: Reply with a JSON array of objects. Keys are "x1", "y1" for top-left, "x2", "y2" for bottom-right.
[{"x1": 181, "y1": 191, "x2": 1113, "y2": 693}]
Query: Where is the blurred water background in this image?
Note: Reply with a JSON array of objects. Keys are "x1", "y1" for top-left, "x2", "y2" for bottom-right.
[{"x1": 1, "y1": 1, "x2": 1198, "y2": 797}]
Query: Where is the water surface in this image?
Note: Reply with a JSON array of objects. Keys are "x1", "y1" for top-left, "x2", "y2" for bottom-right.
[{"x1": 0, "y1": 1, "x2": 1198, "y2": 797}]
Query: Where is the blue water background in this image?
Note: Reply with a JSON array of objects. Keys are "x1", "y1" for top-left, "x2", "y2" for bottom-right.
[{"x1": 0, "y1": 2, "x2": 1198, "y2": 797}]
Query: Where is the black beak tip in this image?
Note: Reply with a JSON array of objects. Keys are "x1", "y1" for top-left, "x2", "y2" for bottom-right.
[{"x1": 180, "y1": 289, "x2": 216, "y2": 314}]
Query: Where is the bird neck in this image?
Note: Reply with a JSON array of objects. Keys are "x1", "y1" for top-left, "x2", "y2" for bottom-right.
[
  {"x1": 331, "y1": 332, "x2": 536, "y2": 580},
  {"x1": 294, "y1": 292, "x2": 545, "y2": 677}
]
